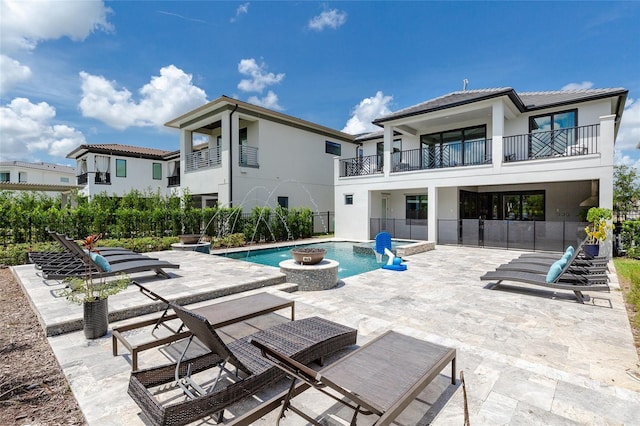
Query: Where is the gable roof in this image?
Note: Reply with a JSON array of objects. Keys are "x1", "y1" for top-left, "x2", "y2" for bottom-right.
[
  {"x1": 66, "y1": 144, "x2": 175, "y2": 160},
  {"x1": 372, "y1": 87, "x2": 628, "y2": 125}
]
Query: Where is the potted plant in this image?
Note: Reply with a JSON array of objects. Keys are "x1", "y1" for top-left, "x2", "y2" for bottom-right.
[
  {"x1": 60, "y1": 234, "x2": 130, "y2": 339},
  {"x1": 584, "y1": 207, "x2": 613, "y2": 258}
]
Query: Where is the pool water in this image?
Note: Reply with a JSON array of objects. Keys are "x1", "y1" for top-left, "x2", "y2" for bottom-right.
[{"x1": 221, "y1": 241, "x2": 409, "y2": 279}]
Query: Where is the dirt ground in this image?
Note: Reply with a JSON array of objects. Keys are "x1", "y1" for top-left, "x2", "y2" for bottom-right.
[
  {"x1": 0, "y1": 264, "x2": 638, "y2": 425},
  {"x1": 0, "y1": 268, "x2": 85, "y2": 425}
]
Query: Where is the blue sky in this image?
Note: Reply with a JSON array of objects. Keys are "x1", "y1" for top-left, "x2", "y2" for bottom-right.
[{"x1": 1, "y1": 1, "x2": 639, "y2": 170}]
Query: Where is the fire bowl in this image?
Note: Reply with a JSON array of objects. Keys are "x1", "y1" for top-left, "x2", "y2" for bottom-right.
[{"x1": 291, "y1": 248, "x2": 326, "y2": 265}]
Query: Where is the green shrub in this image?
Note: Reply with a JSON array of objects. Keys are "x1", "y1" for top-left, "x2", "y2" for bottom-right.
[
  {"x1": 213, "y1": 233, "x2": 245, "y2": 248},
  {"x1": 614, "y1": 258, "x2": 640, "y2": 325}
]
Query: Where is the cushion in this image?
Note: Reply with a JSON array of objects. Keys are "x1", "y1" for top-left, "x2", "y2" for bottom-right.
[
  {"x1": 545, "y1": 260, "x2": 564, "y2": 283},
  {"x1": 561, "y1": 252, "x2": 572, "y2": 264},
  {"x1": 565, "y1": 246, "x2": 575, "y2": 256},
  {"x1": 90, "y1": 252, "x2": 111, "y2": 272}
]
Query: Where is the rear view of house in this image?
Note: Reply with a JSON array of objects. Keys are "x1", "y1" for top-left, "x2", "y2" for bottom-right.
[{"x1": 334, "y1": 87, "x2": 628, "y2": 252}]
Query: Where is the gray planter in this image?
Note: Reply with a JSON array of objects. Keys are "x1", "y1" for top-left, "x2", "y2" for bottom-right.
[{"x1": 83, "y1": 298, "x2": 108, "y2": 339}]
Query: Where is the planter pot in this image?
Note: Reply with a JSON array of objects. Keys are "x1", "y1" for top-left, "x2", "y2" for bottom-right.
[
  {"x1": 291, "y1": 248, "x2": 326, "y2": 265},
  {"x1": 83, "y1": 298, "x2": 108, "y2": 339},
  {"x1": 179, "y1": 234, "x2": 201, "y2": 244},
  {"x1": 583, "y1": 243, "x2": 600, "y2": 258}
]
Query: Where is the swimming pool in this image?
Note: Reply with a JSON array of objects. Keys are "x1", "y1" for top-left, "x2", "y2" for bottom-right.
[{"x1": 221, "y1": 240, "x2": 410, "y2": 279}]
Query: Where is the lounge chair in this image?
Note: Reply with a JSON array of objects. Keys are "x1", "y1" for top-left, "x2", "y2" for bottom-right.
[
  {"x1": 481, "y1": 255, "x2": 610, "y2": 303},
  {"x1": 128, "y1": 303, "x2": 357, "y2": 426},
  {"x1": 244, "y1": 330, "x2": 456, "y2": 426},
  {"x1": 498, "y1": 245, "x2": 608, "y2": 276}
]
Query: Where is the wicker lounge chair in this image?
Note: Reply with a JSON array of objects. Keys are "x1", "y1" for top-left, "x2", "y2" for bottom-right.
[
  {"x1": 128, "y1": 303, "x2": 357, "y2": 426},
  {"x1": 244, "y1": 330, "x2": 456, "y2": 426}
]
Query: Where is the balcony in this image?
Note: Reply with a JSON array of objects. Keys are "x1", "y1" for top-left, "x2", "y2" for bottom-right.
[
  {"x1": 77, "y1": 173, "x2": 88, "y2": 185},
  {"x1": 239, "y1": 145, "x2": 259, "y2": 168},
  {"x1": 167, "y1": 175, "x2": 180, "y2": 187},
  {"x1": 392, "y1": 139, "x2": 492, "y2": 172},
  {"x1": 503, "y1": 124, "x2": 599, "y2": 163},
  {"x1": 77, "y1": 172, "x2": 110, "y2": 185},
  {"x1": 339, "y1": 154, "x2": 383, "y2": 177},
  {"x1": 185, "y1": 147, "x2": 221, "y2": 172}
]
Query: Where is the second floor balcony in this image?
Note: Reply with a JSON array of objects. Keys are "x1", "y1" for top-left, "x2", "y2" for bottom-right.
[
  {"x1": 167, "y1": 175, "x2": 180, "y2": 187},
  {"x1": 186, "y1": 147, "x2": 221, "y2": 172},
  {"x1": 77, "y1": 172, "x2": 110, "y2": 185},
  {"x1": 339, "y1": 123, "x2": 601, "y2": 178}
]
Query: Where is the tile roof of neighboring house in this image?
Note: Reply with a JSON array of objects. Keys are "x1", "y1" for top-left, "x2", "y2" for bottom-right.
[
  {"x1": 0, "y1": 181, "x2": 81, "y2": 192},
  {"x1": 373, "y1": 87, "x2": 627, "y2": 125},
  {"x1": 66, "y1": 143, "x2": 175, "y2": 160},
  {"x1": 0, "y1": 161, "x2": 75, "y2": 173}
]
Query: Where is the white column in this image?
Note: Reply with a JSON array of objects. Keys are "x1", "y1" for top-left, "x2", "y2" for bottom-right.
[
  {"x1": 491, "y1": 101, "x2": 504, "y2": 172},
  {"x1": 428, "y1": 185, "x2": 437, "y2": 242},
  {"x1": 383, "y1": 125, "x2": 393, "y2": 177},
  {"x1": 599, "y1": 114, "x2": 616, "y2": 167}
]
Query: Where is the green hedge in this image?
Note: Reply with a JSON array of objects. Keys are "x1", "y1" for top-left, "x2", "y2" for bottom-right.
[{"x1": 621, "y1": 219, "x2": 640, "y2": 259}]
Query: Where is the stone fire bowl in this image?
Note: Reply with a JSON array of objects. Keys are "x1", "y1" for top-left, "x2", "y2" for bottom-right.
[
  {"x1": 290, "y1": 248, "x2": 326, "y2": 265},
  {"x1": 178, "y1": 234, "x2": 201, "y2": 244}
]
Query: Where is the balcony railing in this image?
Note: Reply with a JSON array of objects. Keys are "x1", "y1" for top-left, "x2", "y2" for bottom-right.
[
  {"x1": 392, "y1": 139, "x2": 492, "y2": 172},
  {"x1": 239, "y1": 145, "x2": 259, "y2": 168},
  {"x1": 167, "y1": 175, "x2": 180, "y2": 187},
  {"x1": 94, "y1": 172, "x2": 110, "y2": 184},
  {"x1": 503, "y1": 124, "x2": 599, "y2": 163},
  {"x1": 77, "y1": 173, "x2": 88, "y2": 185},
  {"x1": 185, "y1": 147, "x2": 221, "y2": 172},
  {"x1": 339, "y1": 154, "x2": 383, "y2": 177}
]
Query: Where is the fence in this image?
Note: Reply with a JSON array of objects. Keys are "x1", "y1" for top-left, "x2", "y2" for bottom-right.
[{"x1": 369, "y1": 218, "x2": 428, "y2": 240}]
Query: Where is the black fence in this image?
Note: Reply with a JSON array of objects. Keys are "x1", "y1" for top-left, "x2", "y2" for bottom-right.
[
  {"x1": 369, "y1": 218, "x2": 428, "y2": 240},
  {"x1": 438, "y1": 219, "x2": 589, "y2": 252}
]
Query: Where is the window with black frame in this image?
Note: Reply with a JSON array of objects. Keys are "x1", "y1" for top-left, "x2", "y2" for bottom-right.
[
  {"x1": 462, "y1": 190, "x2": 545, "y2": 221},
  {"x1": 529, "y1": 110, "x2": 576, "y2": 158},
  {"x1": 406, "y1": 195, "x2": 428, "y2": 220},
  {"x1": 421, "y1": 125, "x2": 487, "y2": 168}
]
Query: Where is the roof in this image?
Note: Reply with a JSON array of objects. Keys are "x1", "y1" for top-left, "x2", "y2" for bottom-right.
[
  {"x1": 0, "y1": 161, "x2": 75, "y2": 173},
  {"x1": 165, "y1": 95, "x2": 356, "y2": 143},
  {"x1": 372, "y1": 87, "x2": 628, "y2": 125},
  {"x1": 66, "y1": 144, "x2": 174, "y2": 160},
  {"x1": 0, "y1": 182, "x2": 81, "y2": 192}
]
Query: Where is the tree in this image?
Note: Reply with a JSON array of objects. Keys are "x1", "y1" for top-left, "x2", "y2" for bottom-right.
[{"x1": 613, "y1": 164, "x2": 640, "y2": 219}]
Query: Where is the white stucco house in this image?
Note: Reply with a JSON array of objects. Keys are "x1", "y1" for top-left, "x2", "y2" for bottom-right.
[
  {"x1": 0, "y1": 161, "x2": 79, "y2": 199},
  {"x1": 66, "y1": 144, "x2": 180, "y2": 198},
  {"x1": 164, "y1": 96, "x2": 356, "y2": 212},
  {"x1": 334, "y1": 87, "x2": 628, "y2": 252}
]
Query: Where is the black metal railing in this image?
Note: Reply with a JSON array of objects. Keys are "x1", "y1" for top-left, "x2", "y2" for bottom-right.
[
  {"x1": 339, "y1": 154, "x2": 383, "y2": 177},
  {"x1": 503, "y1": 124, "x2": 599, "y2": 163},
  {"x1": 167, "y1": 175, "x2": 180, "y2": 187},
  {"x1": 239, "y1": 145, "x2": 259, "y2": 168},
  {"x1": 391, "y1": 139, "x2": 492, "y2": 172},
  {"x1": 94, "y1": 172, "x2": 110, "y2": 184},
  {"x1": 77, "y1": 173, "x2": 88, "y2": 185},
  {"x1": 369, "y1": 218, "x2": 428, "y2": 240}
]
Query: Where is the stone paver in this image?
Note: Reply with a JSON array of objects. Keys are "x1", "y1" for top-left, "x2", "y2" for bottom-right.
[{"x1": 12, "y1": 244, "x2": 640, "y2": 425}]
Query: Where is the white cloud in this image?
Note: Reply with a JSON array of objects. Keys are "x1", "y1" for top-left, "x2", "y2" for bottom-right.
[
  {"x1": 79, "y1": 65, "x2": 208, "y2": 130},
  {"x1": 308, "y1": 9, "x2": 347, "y2": 31},
  {"x1": 614, "y1": 150, "x2": 640, "y2": 171},
  {"x1": 561, "y1": 81, "x2": 594, "y2": 91},
  {"x1": 230, "y1": 2, "x2": 250, "y2": 22},
  {"x1": 342, "y1": 91, "x2": 393, "y2": 135},
  {"x1": 0, "y1": 97, "x2": 86, "y2": 160},
  {"x1": 0, "y1": 0, "x2": 113, "y2": 52},
  {"x1": 617, "y1": 98, "x2": 640, "y2": 151},
  {"x1": 0, "y1": 54, "x2": 32, "y2": 95},
  {"x1": 247, "y1": 91, "x2": 283, "y2": 111},
  {"x1": 237, "y1": 59, "x2": 284, "y2": 93}
]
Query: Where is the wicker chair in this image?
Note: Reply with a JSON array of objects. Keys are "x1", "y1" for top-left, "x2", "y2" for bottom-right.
[{"x1": 128, "y1": 302, "x2": 357, "y2": 426}]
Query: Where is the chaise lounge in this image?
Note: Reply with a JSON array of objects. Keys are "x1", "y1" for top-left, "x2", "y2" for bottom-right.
[{"x1": 127, "y1": 302, "x2": 357, "y2": 426}]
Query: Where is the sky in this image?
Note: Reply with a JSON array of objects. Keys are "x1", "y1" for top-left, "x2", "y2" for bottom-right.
[{"x1": 1, "y1": 1, "x2": 639, "y2": 171}]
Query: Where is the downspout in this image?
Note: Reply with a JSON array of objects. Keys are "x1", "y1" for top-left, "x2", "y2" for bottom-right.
[{"x1": 229, "y1": 104, "x2": 238, "y2": 207}]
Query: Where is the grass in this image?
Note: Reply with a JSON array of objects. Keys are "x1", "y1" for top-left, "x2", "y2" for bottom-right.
[{"x1": 614, "y1": 257, "x2": 640, "y2": 325}]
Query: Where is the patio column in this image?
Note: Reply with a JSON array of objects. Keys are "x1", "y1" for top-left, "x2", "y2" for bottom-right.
[
  {"x1": 428, "y1": 185, "x2": 437, "y2": 242},
  {"x1": 491, "y1": 101, "x2": 504, "y2": 172},
  {"x1": 599, "y1": 114, "x2": 616, "y2": 167},
  {"x1": 383, "y1": 125, "x2": 393, "y2": 177},
  {"x1": 219, "y1": 110, "x2": 231, "y2": 207}
]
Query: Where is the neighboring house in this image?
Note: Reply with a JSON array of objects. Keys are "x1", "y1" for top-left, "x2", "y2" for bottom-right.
[
  {"x1": 334, "y1": 87, "x2": 628, "y2": 251},
  {"x1": 165, "y1": 95, "x2": 356, "y2": 212},
  {"x1": 66, "y1": 144, "x2": 180, "y2": 198},
  {"x1": 0, "y1": 161, "x2": 79, "y2": 200}
]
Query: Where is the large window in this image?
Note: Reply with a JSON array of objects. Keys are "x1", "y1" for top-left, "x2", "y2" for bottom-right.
[
  {"x1": 115, "y1": 159, "x2": 126, "y2": 178},
  {"x1": 0, "y1": 172, "x2": 9, "y2": 182},
  {"x1": 529, "y1": 109, "x2": 577, "y2": 156},
  {"x1": 461, "y1": 190, "x2": 545, "y2": 221},
  {"x1": 406, "y1": 195, "x2": 428, "y2": 220},
  {"x1": 152, "y1": 163, "x2": 162, "y2": 180},
  {"x1": 421, "y1": 125, "x2": 487, "y2": 168}
]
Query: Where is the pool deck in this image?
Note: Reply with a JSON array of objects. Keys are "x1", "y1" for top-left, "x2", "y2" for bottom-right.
[{"x1": 12, "y1": 243, "x2": 640, "y2": 425}]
